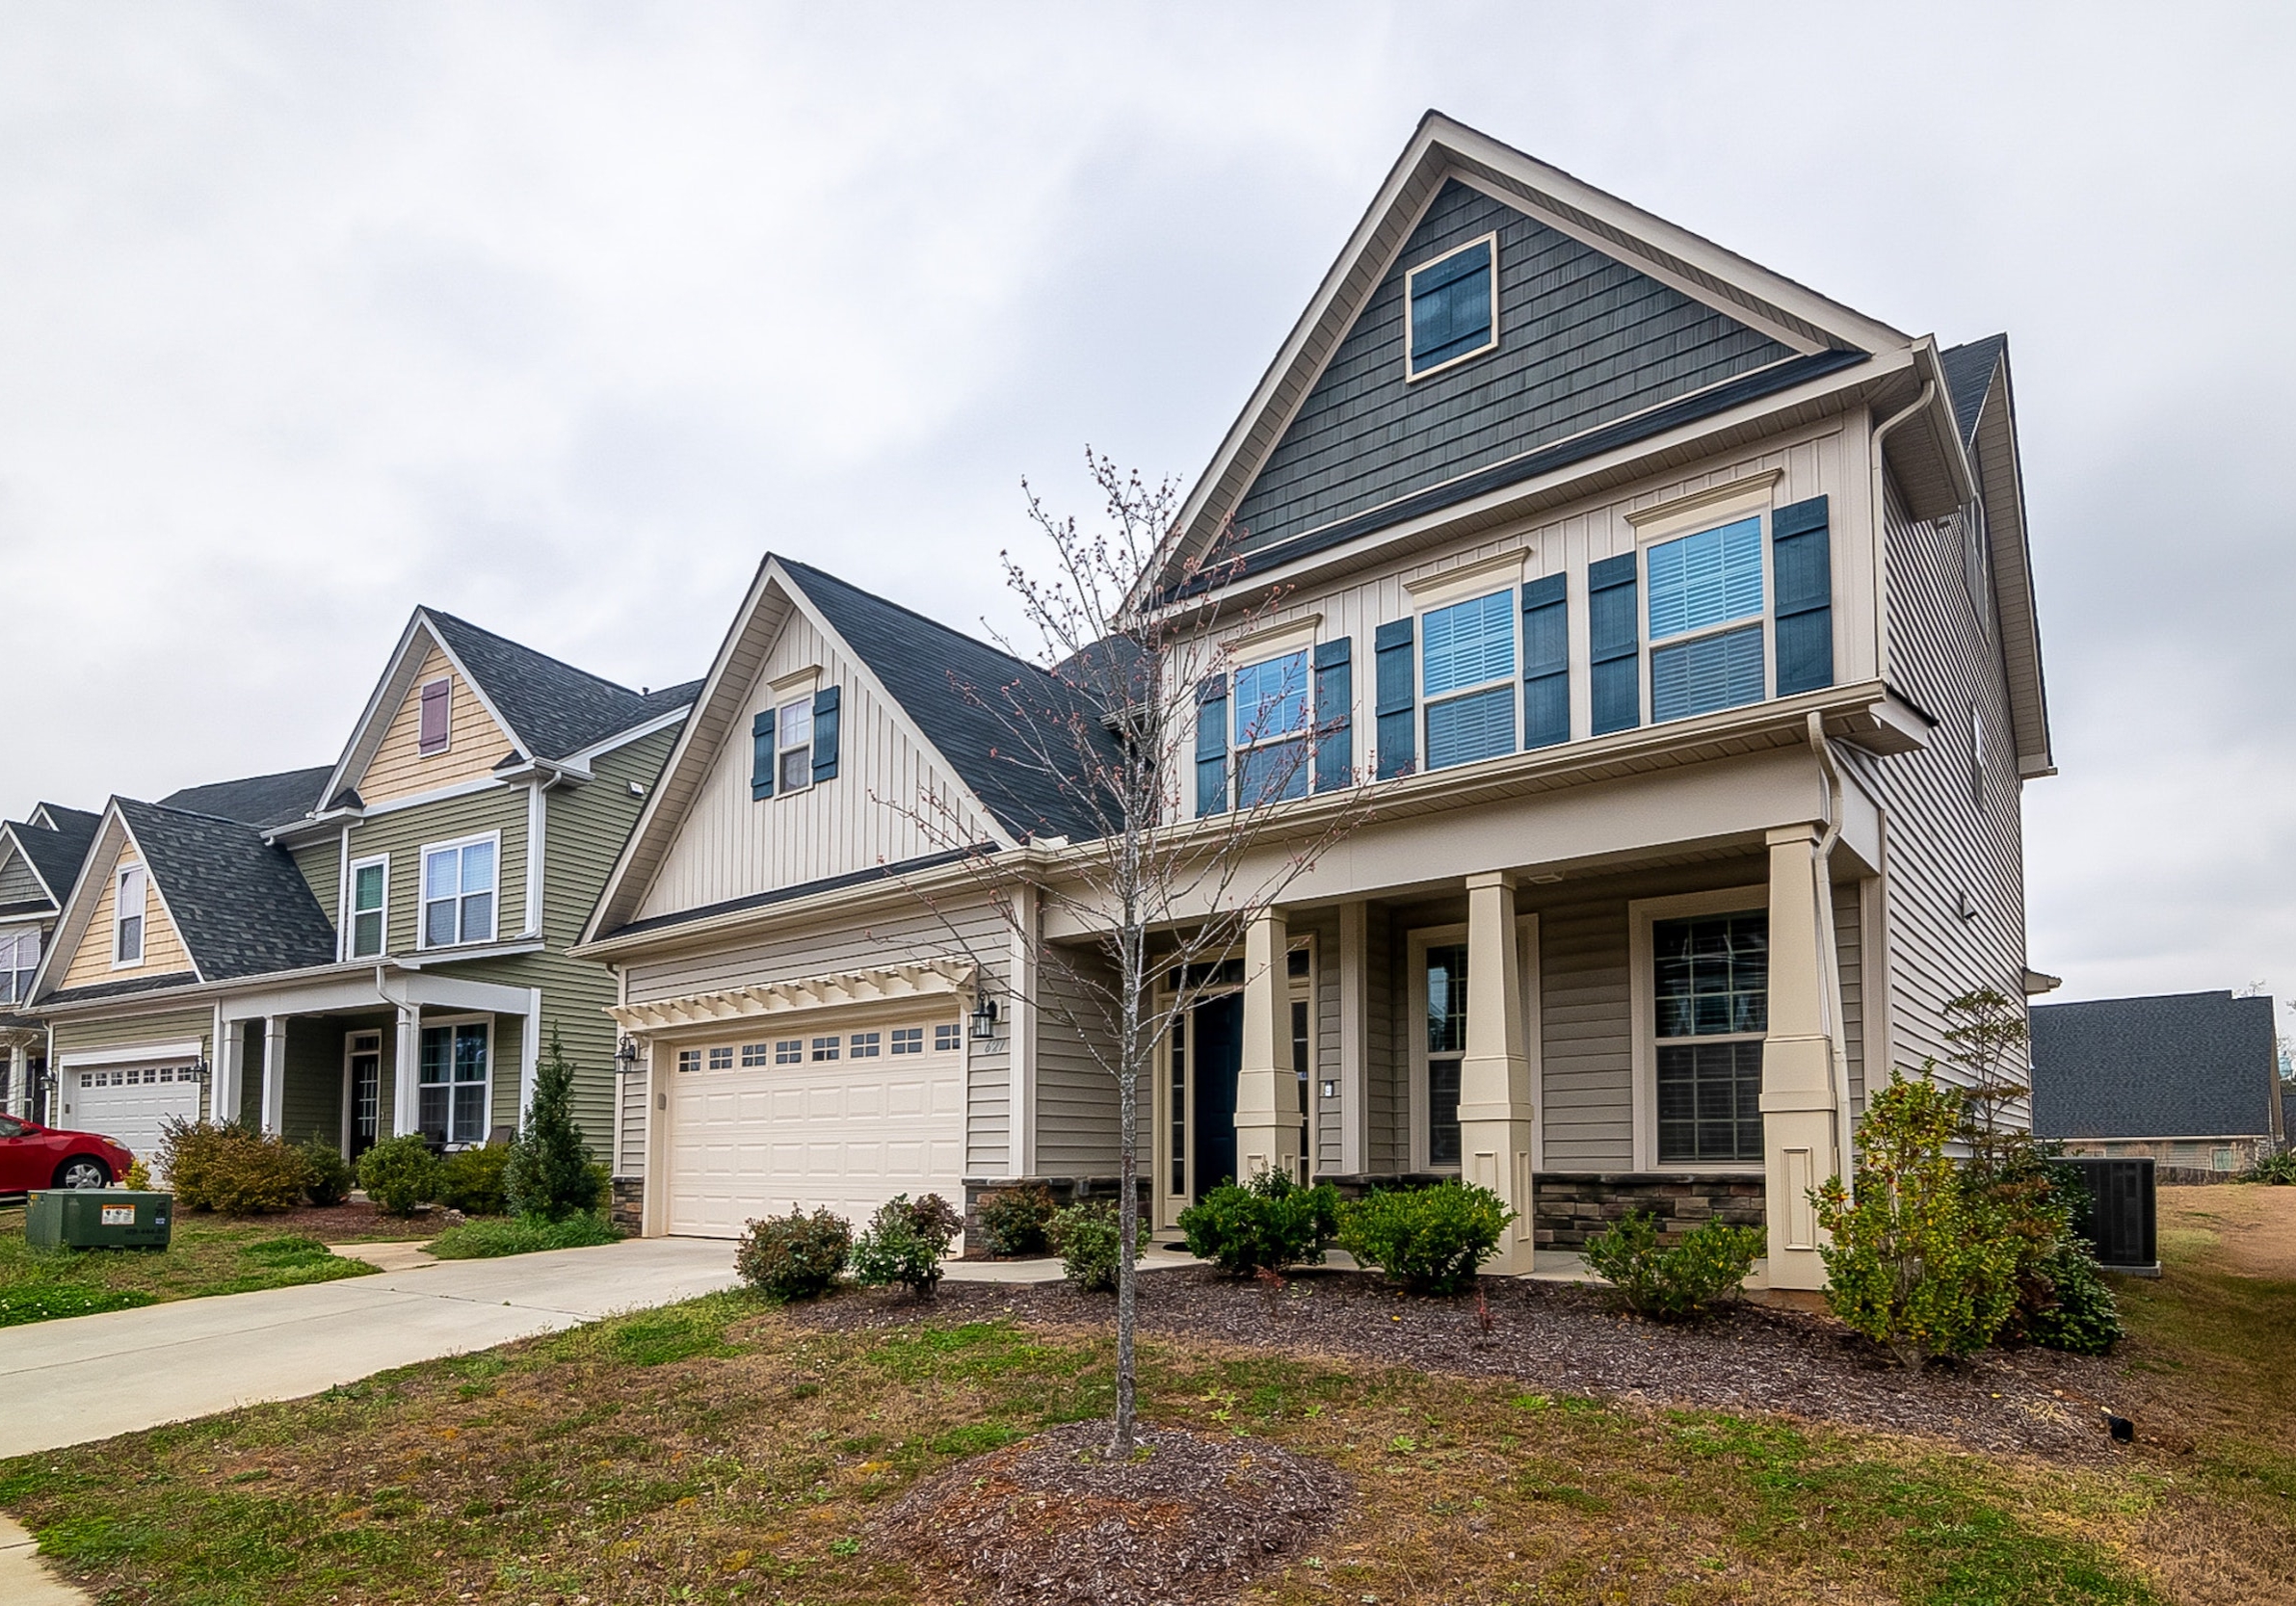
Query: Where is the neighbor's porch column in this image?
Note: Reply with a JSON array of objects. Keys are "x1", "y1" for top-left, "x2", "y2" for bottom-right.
[
  {"x1": 259, "y1": 1016, "x2": 288, "y2": 1135},
  {"x1": 392, "y1": 1003, "x2": 423, "y2": 1138},
  {"x1": 1460, "y1": 872, "x2": 1537, "y2": 1276},
  {"x1": 1760, "y1": 824, "x2": 1844, "y2": 1291},
  {"x1": 214, "y1": 1020, "x2": 245, "y2": 1125},
  {"x1": 1233, "y1": 907, "x2": 1301, "y2": 1182},
  {"x1": 4, "y1": 1042, "x2": 23, "y2": 1117}
]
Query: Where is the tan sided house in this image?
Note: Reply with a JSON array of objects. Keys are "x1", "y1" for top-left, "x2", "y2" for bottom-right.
[
  {"x1": 576, "y1": 114, "x2": 2052, "y2": 1289},
  {"x1": 1, "y1": 803, "x2": 102, "y2": 1126},
  {"x1": 21, "y1": 610, "x2": 696, "y2": 1177}
]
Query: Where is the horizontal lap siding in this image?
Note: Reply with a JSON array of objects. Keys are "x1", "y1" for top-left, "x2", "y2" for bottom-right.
[
  {"x1": 349, "y1": 787, "x2": 530, "y2": 959},
  {"x1": 617, "y1": 1068, "x2": 647, "y2": 1175},
  {"x1": 282, "y1": 1017, "x2": 345, "y2": 1146},
  {"x1": 50, "y1": 1008, "x2": 213, "y2": 1057},
  {"x1": 1291, "y1": 908, "x2": 1342, "y2": 1175},
  {"x1": 1035, "y1": 944, "x2": 1122, "y2": 1175},
  {"x1": 1836, "y1": 879, "x2": 1865, "y2": 1112},
  {"x1": 61, "y1": 850, "x2": 193, "y2": 990},
  {"x1": 1536, "y1": 897, "x2": 1634, "y2": 1169},
  {"x1": 294, "y1": 839, "x2": 341, "y2": 939},
  {"x1": 1367, "y1": 905, "x2": 1403, "y2": 1170},
  {"x1": 0, "y1": 851, "x2": 47, "y2": 905}
]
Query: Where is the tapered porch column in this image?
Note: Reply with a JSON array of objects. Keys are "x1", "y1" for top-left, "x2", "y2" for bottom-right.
[
  {"x1": 214, "y1": 1020, "x2": 245, "y2": 1125},
  {"x1": 392, "y1": 1004, "x2": 423, "y2": 1138},
  {"x1": 1233, "y1": 907, "x2": 1302, "y2": 1182},
  {"x1": 259, "y1": 1016, "x2": 288, "y2": 1135},
  {"x1": 1760, "y1": 824, "x2": 1844, "y2": 1290},
  {"x1": 1460, "y1": 872, "x2": 1538, "y2": 1275}
]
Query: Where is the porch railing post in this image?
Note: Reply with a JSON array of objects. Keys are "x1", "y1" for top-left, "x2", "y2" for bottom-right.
[
  {"x1": 1233, "y1": 907, "x2": 1301, "y2": 1183},
  {"x1": 1760, "y1": 823, "x2": 1843, "y2": 1291},
  {"x1": 1460, "y1": 871, "x2": 1537, "y2": 1275}
]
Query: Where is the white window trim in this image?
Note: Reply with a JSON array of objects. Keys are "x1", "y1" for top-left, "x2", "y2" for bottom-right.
[
  {"x1": 0, "y1": 923, "x2": 39, "y2": 1004},
  {"x1": 111, "y1": 863, "x2": 148, "y2": 969},
  {"x1": 1416, "y1": 586, "x2": 1521, "y2": 772},
  {"x1": 1628, "y1": 884, "x2": 1769, "y2": 1174},
  {"x1": 417, "y1": 675, "x2": 454, "y2": 756},
  {"x1": 1403, "y1": 230, "x2": 1501, "y2": 383},
  {"x1": 346, "y1": 853, "x2": 390, "y2": 961},
  {"x1": 416, "y1": 1012, "x2": 492, "y2": 1149},
  {"x1": 774, "y1": 695, "x2": 817, "y2": 799},
  {"x1": 1405, "y1": 918, "x2": 1539, "y2": 1174},
  {"x1": 1638, "y1": 512, "x2": 1777, "y2": 726},
  {"x1": 416, "y1": 830, "x2": 502, "y2": 952}
]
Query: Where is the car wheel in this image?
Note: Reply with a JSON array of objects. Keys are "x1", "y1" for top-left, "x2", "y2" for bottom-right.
[{"x1": 53, "y1": 1157, "x2": 111, "y2": 1190}]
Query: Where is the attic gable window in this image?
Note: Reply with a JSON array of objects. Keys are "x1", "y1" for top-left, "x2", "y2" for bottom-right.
[
  {"x1": 1406, "y1": 235, "x2": 1497, "y2": 379},
  {"x1": 417, "y1": 677, "x2": 452, "y2": 755},
  {"x1": 0, "y1": 927, "x2": 39, "y2": 1004},
  {"x1": 777, "y1": 697, "x2": 813, "y2": 794},
  {"x1": 113, "y1": 865, "x2": 147, "y2": 965}
]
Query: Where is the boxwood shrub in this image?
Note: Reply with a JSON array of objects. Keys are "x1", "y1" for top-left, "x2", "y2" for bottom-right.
[{"x1": 1337, "y1": 1179, "x2": 1516, "y2": 1295}]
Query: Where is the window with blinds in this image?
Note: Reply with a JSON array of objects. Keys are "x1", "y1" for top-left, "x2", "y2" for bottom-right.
[
  {"x1": 1421, "y1": 590, "x2": 1517, "y2": 770},
  {"x1": 1651, "y1": 911, "x2": 1768, "y2": 1164},
  {"x1": 1648, "y1": 516, "x2": 1766, "y2": 724}
]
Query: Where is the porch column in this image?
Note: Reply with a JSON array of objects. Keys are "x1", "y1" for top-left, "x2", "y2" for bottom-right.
[
  {"x1": 1337, "y1": 901, "x2": 1369, "y2": 1176},
  {"x1": 259, "y1": 1017, "x2": 288, "y2": 1135},
  {"x1": 1233, "y1": 907, "x2": 1301, "y2": 1182},
  {"x1": 215, "y1": 1020, "x2": 245, "y2": 1125},
  {"x1": 392, "y1": 1004, "x2": 422, "y2": 1138},
  {"x1": 1459, "y1": 872, "x2": 1537, "y2": 1275},
  {"x1": 5, "y1": 1043, "x2": 23, "y2": 1117},
  {"x1": 1760, "y1": 824, "x2": 1844, "y2": 1291}
]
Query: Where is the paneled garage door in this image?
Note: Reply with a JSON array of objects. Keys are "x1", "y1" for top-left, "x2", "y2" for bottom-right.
[
  {"x1": 61, "y1": 1060, "x2": 201, "y2": 1179},
  {"x1": 665, "y1": 1014, "x2": 965, "y2": 1238}
]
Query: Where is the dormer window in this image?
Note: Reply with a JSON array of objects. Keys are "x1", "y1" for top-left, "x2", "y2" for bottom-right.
[
  {"x1": 0, "y1": 928, "x2": 39, "y2": 1004},
  {"x1": 1406, "y1": 235, "x2": 1497, "y2": 379},
  {"x1": 114, "y1": 865, "x2": 146, "y2": 965},
  {"x1": 418, "y1": 677, "x2": 452, "y2": 755}
]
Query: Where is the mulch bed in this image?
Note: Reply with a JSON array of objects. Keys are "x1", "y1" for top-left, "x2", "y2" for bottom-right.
[
  {"x1": 876, "y1": 1420, "x2": 1347, "y2": 1605},
  {"x1": 805, "y1": 1266, "x2": 2127, "y2": 1463}
]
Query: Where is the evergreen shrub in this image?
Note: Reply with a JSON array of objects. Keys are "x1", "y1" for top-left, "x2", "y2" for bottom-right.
[
  {"x1": 849, "y1": 1193, "x2": 965, "y2": 1296},
  {"x1": 735, "y1": 1207, "x2": 852, "y2": 1300},
  {"x1": 1177, "y1": 1170, "x2": 1339, "y2": 1277},
  {"x1": 1047, "y1": 1200, "x2": 1145, "y2": 1293},
  {"x1": 356, "y1": 1134, "x2": 439, "y2": 1217},
  {"x1": 1338, "y1": 1179, "x2": 1515, "y2": 1295},
  {"x1": 974, "y1": 1183, "x2": 1057, "y2": 1257},
  {"x1": 1583, "y1": 1212, "x2": 1765, "y2": 1319}
]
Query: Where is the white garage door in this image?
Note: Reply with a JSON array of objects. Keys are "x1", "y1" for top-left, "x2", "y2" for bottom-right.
[
  {"x1": 62, "y1": 1061, "x2": 201, "y2": 1178},
  {"x1": 665, "y1": 1015, "x2": 965, "y2": 1238}
]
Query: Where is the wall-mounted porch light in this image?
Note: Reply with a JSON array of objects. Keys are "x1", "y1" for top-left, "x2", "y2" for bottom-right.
[
  {"x1": 614, "y1": 1036, "x2": 642, "y2": 1073},
  {"x1": 970, "y1": 994, "x2": 1001, "y2": 1041}
]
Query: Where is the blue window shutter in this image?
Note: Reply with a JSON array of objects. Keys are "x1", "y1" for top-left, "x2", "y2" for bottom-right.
[
  {"x1": 1772, "y1": 496, "x2": 1834, "y2": 696},
  {"x1": 1195, "y1": 676, "x2": 1228, "y2": 817},
  {"x1": 1410, "y1": 240, "x2": 1494, "y2": 374},
  {"x1": 1313, "y1": 637, "x2": 1353, "y2": 792},
  {"x1": 1588, "y1": 553, "x2": 1640, "y2": 735},
  {"x1": 810, "y1": 685, "x2": 841, "y2": 782},
  {"x1": 1521, "y1": 574, "x2": 1569, "y2": 750},
  {"x1": 1373, "y1": 619, "x2": 1415, "y2": 778},
  {"x1": 751, "y1": 708, "x2": 776, "y2": 801}
]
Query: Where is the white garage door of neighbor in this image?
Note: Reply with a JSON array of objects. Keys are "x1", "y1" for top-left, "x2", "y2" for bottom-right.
[
  {"x1": 666, "y1": 1019, "x2": 965, "y2": 1238},
  {"x1": 61, "y1": 1062, "x2": 201, "y2": 1178}
]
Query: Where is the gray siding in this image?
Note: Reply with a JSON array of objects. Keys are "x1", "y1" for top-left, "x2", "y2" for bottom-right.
[
  {"x1": 1836, "y1": 878, "x2": 1865, "y2": 1113},
  {"x1": 1035, "y1": 943, "x2": 1122, "y2": 1175},
  {"x1": 1537, "y1": 895, "x2": 1635, "y2": 1170},
  {"x1": 1231, "y1": 177, "x2": 1795, "y2": 555},
  {"x1": 0, "y1": 849, "x2": 47, "y2": 906},
  {"x1": 616, "y1": 1069, "x2": 647, "y2": 1175},
  {"x1": 1290, "y1": 908, "x2": 1342, "y2": 1175},
  {"x1": 1364, "y1": 904, "x2": 1401, "y2": 1170}
]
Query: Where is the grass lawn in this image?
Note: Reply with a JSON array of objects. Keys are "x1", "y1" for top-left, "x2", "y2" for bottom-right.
[
  {"x1": 0, "y1": 1187, "x2": 2286, "y2": 1605},
  {"x1": 0, "y1": 1203, "x2": 432, "y2": 1327}
]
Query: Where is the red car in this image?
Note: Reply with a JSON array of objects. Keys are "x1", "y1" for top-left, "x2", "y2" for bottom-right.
[{"x1": 0, "y1": 1112, "x2": 135, "y2": 1194}]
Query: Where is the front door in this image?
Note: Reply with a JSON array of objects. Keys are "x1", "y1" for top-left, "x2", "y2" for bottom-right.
[
  {"x1": 1190, "y1": 992, "x2": 1243, "y2": 1198},
  {"x1": 347, "y1": 1033, "x2": 382, "y2": 1160}
]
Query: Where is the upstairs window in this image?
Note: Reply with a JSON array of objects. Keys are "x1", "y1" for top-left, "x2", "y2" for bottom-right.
[
  {"x1": 1406, "y1": 236, "x2": 1497, "y2": 379},
  {"x1": 0, "y1": 928, "x2": 39, "y2": 1004},
  {"x1": 114, "y1": 865, "x2": 147, "y2": 964},
  {"x1": 1647, "y1": 516, "x2": 1766, "y2": 724},
  {"x1": 1232, "y1": 648, "x2": 1310, "y2": 806},
  {"x1": 420, "y1": 835, "x2": 496, "y2": 948},
  {"x1": 1421, "y1": 590, "x2": 1517, "y2": 770},
  {"x1": 349, "y1": 856, "x2": 387, "y2": 959},
  {"x1": 776, "y1": 697, "x2": 813, "y2": 794},
  {"x1": 417, "y1": 677, "x2": 452, "y2": 755}
]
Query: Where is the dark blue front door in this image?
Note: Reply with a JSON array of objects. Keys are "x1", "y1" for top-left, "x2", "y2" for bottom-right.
[{"x1": 1191, "y1": 992, "x2": 1242, "y2": 1198}]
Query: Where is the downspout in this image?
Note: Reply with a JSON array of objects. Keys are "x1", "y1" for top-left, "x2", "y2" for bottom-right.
[
  {"x1": 1808, "y1": 712, "x2": 1857, "y2": 1191},
  {"x1": 1868, "y1": 379, "x2": 1936, "y2": 685}
]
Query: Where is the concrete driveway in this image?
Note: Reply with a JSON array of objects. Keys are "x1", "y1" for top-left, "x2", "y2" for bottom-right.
[{"x1": 0, "y1": 1236, "x2": 742, "y2": 1459}]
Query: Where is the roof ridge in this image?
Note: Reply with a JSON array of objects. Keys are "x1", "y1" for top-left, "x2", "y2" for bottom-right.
[
  {"x1": 119, "y1": 795, "x2": 277, "y2": 834},
  {"x1": 421, "y1": 606, "x2": 644, "y2": 698},
  {"x1": 776, "y1": 558, "x2": 1061, "y2": 689}
]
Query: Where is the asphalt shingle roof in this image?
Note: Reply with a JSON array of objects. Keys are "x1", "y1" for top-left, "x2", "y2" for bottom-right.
[
  {"x1": 1940, "y1": 334, "x2": 2006, "y2": 447},
  {"x1": 779, "y1": 559, "x2": 1123, "y2": 842},
  {"x1": 8, "y1": 803, "x2": 100, "y2": 903},
  {"x1": 158, "y1": 766, "x2": 334, "y2": 831},
  {"x1": 2030, "y1": 990, "x2": 2282, "y2": 1140},
  {"x1": 116, "y1": 798, "x2": 338, "y2": 982},
  {"x1": 424, "y1": 610, "x2": 699, "y2": 762}
]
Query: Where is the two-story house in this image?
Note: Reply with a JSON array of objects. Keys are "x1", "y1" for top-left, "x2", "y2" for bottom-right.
[
  {"x1": 1, "y1": 803, "x2": 102, "y2": 1124},
  {"x1": 575, "y1": 113, "x2": 2051, "y2": 1290},
  {"x1": 22, "y1": 608, "x2": 696, "y2": 1176}
]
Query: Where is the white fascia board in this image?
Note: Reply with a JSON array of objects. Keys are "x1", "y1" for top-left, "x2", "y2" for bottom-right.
[
  {"x1": 57, "y1": 1038, "x2": 205, "y2": 1069},
  {"x1": 561, "y1": 703, "x2": 692, "y2": 768}
]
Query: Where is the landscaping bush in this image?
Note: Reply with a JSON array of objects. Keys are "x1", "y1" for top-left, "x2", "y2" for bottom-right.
[
  {"x1": 1338, "y1": 1180, "x2": 1515, "y2": 1295},
  {"x1": 735, "y1": 1206, "x2": 852, "y2": 1300},
  {"x1": 974, "y1": 1182, "x2": 1057, "y2": 1257},
  {"x1": 506, "y1": 1033, "x2": 604, "y2": 1221},
  {"x1": 120, "y1": 1160, "x2": 151, "y2": 1192},
  {"x1": 435, "y1": 1145, "x2": 512, "y2": 1216},
  {"x1": 2237, "y1": 1147, "x2": 2296, "y2": 1185},
  {"x1": 156, "y1": 1119, "x2": 312, "y2": 1215},
  {"x1": 849, "y1": 1193, "x2": 965, "y2": 1297},
  {"x1": 1047, "y1": 1200, "x2": 1145, "y2": 1293},
  {"x1": 298, "y1": 1138, "x2": 355, "y2": 1207},
  {"x1": 429, "y1": 1212, "x2": 621, "y2": 1259},
  {"x1": 1177, "y1": 1170, "x2": 1340, "y2": 1277},
  {"x1": 2023, "y1": 1241, "x2": 2124, "y2": 1355},
  {"x1": 1812, "y1": 1068, "x2": 2019, "y2": 1369},
  {"x1": 356, "y1": 1134, "x2": 439, "y2": 1217},
  {"x1": 1583, "y1": 1212, "x2": 1765, "y2": 1320}
]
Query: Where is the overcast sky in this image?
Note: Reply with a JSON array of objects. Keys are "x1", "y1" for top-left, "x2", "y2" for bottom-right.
[{"x1": 3, "y1": 4, "x2": 2290, "y2": 1011}]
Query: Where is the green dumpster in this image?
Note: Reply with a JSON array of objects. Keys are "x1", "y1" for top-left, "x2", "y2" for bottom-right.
[{"x1": 24, "y1": 1188, "x2": 174, "y2": 1251}]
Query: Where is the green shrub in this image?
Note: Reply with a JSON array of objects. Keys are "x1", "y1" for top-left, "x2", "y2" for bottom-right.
[
  {"x1": 850, "y1": 1193, "x2": 965, "y2": 1297},
  {"x1": 974, "y1": 1183, "x2": 1057, "y2": 1257},
  {"x1": 157, "y1": 1119, "x2": 313, "y2": 1215},
  {"x1": 735, "y1": 1207, "x2": 852, "y2": 1300},
  {"x1": 429, "y1": 1212, "x2": 620, "y2": 1259},
  {"x1": 1813, "y1": 1068, "x2": 2019, "y2": 1368},
  {"x1": 1339, "y1": 1180, "x2": 1515, "y2": 1295},
  {"x1": 1177, "y1": 1170, "x2": 1339, "y2": 1277},
  {"x1": 1583, "y1": 1212, "x2": 1765, "y2": 1320},
  {"x1": 435, "y1": 1145, "x2": 512, "y2": 1216},
  {"x1": 120, "y1": 1160, "x2": 151, "y2": 1192},
  {"x1": 0, "y1": 1286, "x2": 160, "y2": 1328},
  {"x1": 2023, "y1": 1240, "x2": 2123, "y2": 1355},
  {"x1": 506, "y1": 1033, "x2": 604, "y2": 1222},
  {"x1": 2238, "y1": 1147, "x2": 2296, "y2": 1185},
  {"x1": 356, "y1": 1134, "x2": 439, "y2": 1217},
  {"x1": 1047, "y1": 1200, "x2": 1145, "y2": 1293},
  {"x1": 298, "y1": 1138, "x2": 355, "y2": 1207}
]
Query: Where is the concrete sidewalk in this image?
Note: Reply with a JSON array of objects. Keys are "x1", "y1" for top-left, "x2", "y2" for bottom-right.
[
  {"x1": 0, "y1": 1236, "x2": 742, "y2": 1459},
  {"x1": 0, "y1": 1514, "x2": 86, "y2": 1605}
]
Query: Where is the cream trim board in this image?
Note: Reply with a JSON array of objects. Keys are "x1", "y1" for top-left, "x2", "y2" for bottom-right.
[
  {"x1": 609, "y1": 958, "x2": 976, "y2": 1037},
  {"x1": 57, "y1": 1039, "x2": 203, "y2": 1070},
  {"x1": 1628, "y1": 883, "x2": 1769, "y2": 1173},
  {"x1": 1404, "y1": 230, "x2": 1501, "y2": 383},
  {"x1": 1405, "y1": 916, "x2": 1539, "y2": 1174},
  {"x1": 340, "y1": 1027, "x2": 383, "y2": 1157},
  {"x1": 414, "y1": 830, "x2": 503, "y2": 952},
  {"x1": 1627, "y1": 470, "x2": 1783, "y2": 540},
  {"x1": 1402, "y1": 545, "x2": 1531, "y2": 608},
  {"x1": 1223, "y1": 615, "x2": 1322, "y2": 670},
  {"x1": 767, "y1": 663, "x2": 823, "y2": 699}
]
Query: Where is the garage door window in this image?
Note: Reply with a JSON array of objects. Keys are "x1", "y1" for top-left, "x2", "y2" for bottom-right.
[
  {"x1": 776, "y1": 1040, "x2": 802, "y2": 1064},
  {"x1": 892, "y1": 1028, "x2": 922, "y2": 1054},
  {"x1": 811, "y1": 1036, "x2": 839, "y2": 1062},
  {"x1": 936, "y1": 1024, "x2": 961, "y2": 1052},
  {"x1": 419, "y1": 1022, "x2": 489, "y2": 1145}
]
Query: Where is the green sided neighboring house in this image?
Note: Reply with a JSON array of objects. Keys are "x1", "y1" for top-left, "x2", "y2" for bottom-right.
[{"x1": 21, "y1": 607, "x2": 697, "y2": 1182}]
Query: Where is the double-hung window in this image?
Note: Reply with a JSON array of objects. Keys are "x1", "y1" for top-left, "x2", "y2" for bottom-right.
[
  {"x1": 420, "y1": 836, "x2": 496, "y2": 948},
  {"x1": 776, "y1": 697, "x2": 813, "y2": 794},
  {"x1": 1232, "y1": 649, "x2": 1310, "y2": 806},
  {"x1": 418, "y1": 1020, "x2": 489, "y2": 1145},
  {"x1": 1421, "y1": 590, "x2": 1517, "y2": 769},
  {"x1": 1647, "y1": 516, "x2": 1767, "y2": 723},
  {"x1": 113, "y1": 865, "x2": 147, "y2": 964},
  {"x1": 0, "y1": 928, "x2": 38, "y2": 1004},
  {"x1": 1651, "y1": 911, "x2": 1767, "y2": 1164},
  {"x1": 348, "y1": 856, "x2": 387, "y2": 959}
]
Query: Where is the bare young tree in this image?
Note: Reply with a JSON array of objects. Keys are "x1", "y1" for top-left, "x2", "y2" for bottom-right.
[
  {"x1": 884, "y1": 451, "x2": 1372, "y2": 1450},
  {"x1": 1943, "y1": 985, "x2": 2033, "y2": 1174}
]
